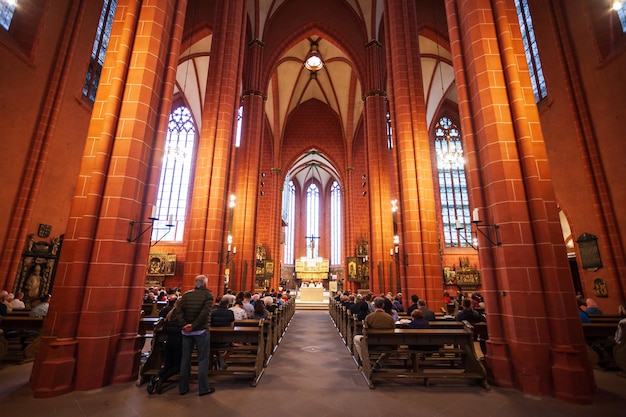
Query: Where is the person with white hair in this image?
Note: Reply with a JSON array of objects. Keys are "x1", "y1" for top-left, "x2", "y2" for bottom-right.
[
  {"x1": 10, "y1": 291, "x2": 25, "y2": 310},
  {"x1": 263, "y1": 296, "x2": 277, "y2": 313},
  {"x1": 174, "y1": 275, "x2": 215, "y2": 396}
]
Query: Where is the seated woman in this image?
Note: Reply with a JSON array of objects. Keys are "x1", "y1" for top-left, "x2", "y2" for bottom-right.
[
  {"x1": 407, "y1": 310, "x2": 438, "y2": 352},
  {"x1": 252, "y1": 300, "x2": 268, "y2": 320}
]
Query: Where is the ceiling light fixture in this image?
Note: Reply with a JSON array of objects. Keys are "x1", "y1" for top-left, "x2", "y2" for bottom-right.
[{"x1": 304, "y1": 40, "x2": 324, "y2": 72}]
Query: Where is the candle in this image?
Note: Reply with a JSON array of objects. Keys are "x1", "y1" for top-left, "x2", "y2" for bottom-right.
[
  {"x1": 395, "y1": 246, "x2": 399, "y2": 254},
  {"x1": 472, "y1": 208, "x2": 480, "y2": 222},
  {"x1": 228, "y1": 244, "x2": 231, "y2": 252},
  {"x1": 455, "y1": 219, "x2": 462, "y2": 230},
  {"x1": 167, "y1": 214, "x2": 174, "y2": 225},
  {"x1": 150, "y1": 206, "x2": 158, "y2": 220},
  {"x1": 233, "y1": 246, "x2": 237, "y2": 254},
  {"x1": 389, "y1": 248, "x2": 394, "y2": 256}
]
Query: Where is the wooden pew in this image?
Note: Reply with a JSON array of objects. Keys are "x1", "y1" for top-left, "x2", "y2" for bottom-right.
[
  {"x1": 209, "y1": 325, "x2": 266, "y2": 386},
  {"x1": 0, "y1": 316, "x2": 44, "y2": 363},
  {"x1": 589, "y1": 315, "x2": 623, "y2": 324},
  {"x1": 138, "y1": 322, "x2": 268, "y2": 387},
  {"x1": 7, "y1": 309, "x2": 31, "y2": 317},
  {"x1": 359, "y1": 327, "x2": 489, "y2": 389},
  {"x1": 139, "y1": 317, "x2": 161, "y2": 335},
  {"x1": 233, "y1": 319, "x2": 273, "y2": 365},
  {"x1": 142, "y1": 301, "x2": 157, "y2": 317},
  {"x1": 582, "y1": 322, "x2": 619, "y2": 367}
]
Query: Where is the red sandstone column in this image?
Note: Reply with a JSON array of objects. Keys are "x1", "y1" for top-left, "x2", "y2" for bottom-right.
[
  {"x1": 231, "y1": 39, "x2": 266, "y2": 292},
  {"x1": 30, "y1": 0, "x2": 186, "y2": 397},
  {"x1": 445, "y1": 0, "x2": 594, "y2": 403},
  {"x1": 184, "y1": 0, "x2": 246, "y2": 294},
  {"x1": 363, "y1": 40, "x2": 395, "y2": 295},
  {"x1": 384, "y1": 0, "x2": 442, "y2": 303}
]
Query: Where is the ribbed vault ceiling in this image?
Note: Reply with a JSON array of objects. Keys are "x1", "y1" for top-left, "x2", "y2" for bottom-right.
[{"x1": 174, "y1": 0, "x2": 456, "y2": 188}]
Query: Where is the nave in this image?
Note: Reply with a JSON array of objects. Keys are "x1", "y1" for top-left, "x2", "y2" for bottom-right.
[{"x1": 1, "y1": 310, "x2": 624, "y2": 416}]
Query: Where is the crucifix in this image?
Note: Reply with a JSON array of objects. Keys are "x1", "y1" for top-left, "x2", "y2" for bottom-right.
[{"x1": 304, "y1": 235, "x2": 320, "y2": 259}]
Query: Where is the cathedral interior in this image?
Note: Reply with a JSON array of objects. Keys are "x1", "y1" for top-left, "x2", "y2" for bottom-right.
[{"x1": 0, "y1": 0, "x2": 625, "y2": 404}]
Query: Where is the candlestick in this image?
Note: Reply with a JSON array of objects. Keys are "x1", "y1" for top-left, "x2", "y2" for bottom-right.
[
  {"x1": 150, "y1": 206, "x2": 158, "y2": 220},
  {"x1": 167, "y1": 214, "x2": 174, "y2": 226}
]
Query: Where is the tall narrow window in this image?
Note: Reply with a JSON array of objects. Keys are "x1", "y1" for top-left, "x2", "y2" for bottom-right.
[
  {"x1": 330, "y1": 181, "x2": 341, "y2": 265},
  {"x1": 235, "y1": 105, "x2": 243, "y2": 147},
  {"x1": 83, "y1": 0, "x2": 118, "y2": 102},
  {"x1": 616, "y1": 1, "x2": 626, "y2": 32},
  {"x1": 435, "y1": 117, "x2": 471, "y2": 248},
  {"x1": 283, "y1": 180, "x2": 296, "y2": 265},
  {"x1": 306, "y1": 183, "x2": 320, "y2": 258},
  {"x1": 386, "y1": 110, "x2": 393, "y2": 149},
  {"x1": 515, "y1": 0, "x2": 547, "y2": 102},
  {"x1": 0, "y1": 0, "x2": 16, "y2": 30},
  {"x1": 152, "y1": 106, "x2": 196, "y2": 243}
]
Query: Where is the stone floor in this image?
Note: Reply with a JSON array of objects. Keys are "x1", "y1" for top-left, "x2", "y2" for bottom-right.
[{"x1": 1, "y1": 310, "x2": 625, "y2": 417}]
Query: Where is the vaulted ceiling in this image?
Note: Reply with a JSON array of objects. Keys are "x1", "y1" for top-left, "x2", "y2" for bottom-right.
[{"x1": 173, "y1": 0, "x2": 456, "y2": 188}]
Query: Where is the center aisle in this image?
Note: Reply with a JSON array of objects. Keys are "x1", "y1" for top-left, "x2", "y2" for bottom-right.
[{"x1": 202, "y1": 309, "x2": 395, "y2": 416}]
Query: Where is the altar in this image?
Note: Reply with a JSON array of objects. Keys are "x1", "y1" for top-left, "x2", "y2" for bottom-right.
[{"x1": 299, "y1": 287, "x2": 325, "y2": 302}]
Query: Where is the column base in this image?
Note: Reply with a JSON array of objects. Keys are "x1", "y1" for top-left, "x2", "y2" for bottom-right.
[
  {"x1": 550, "y1": 344, "x2": 596, "y2": 404},
  {"x1": 31, "y1": 337, "x2": 79, "y2": 398},
  {"x1": 484, "y1": 338, "x2": 515, "y2": 388},
  {"x1": 110, "y1": 334, "x2": 145, "y2": 384}
]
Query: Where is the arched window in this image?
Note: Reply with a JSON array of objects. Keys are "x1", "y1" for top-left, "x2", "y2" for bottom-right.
[
  {"x1": 306, "y1": 183, "x2": 320, "y2": 258},
  {"x1": 0, "y1": 1, "x2": 16, "y2": 30},
  {"x1": 515, "y1": 0, "x2": 547, "y2": 102},
  {"x1": 283, "y1": 180, "x2": 296, "y2": 265},
  {"x1": 330, "y1": 181, "x2": 341, "y2": 265},
  {"x1": 434, "y1": 117, "x2": 471, "y2": 248},
  {"x1": 151, "y1": 106, "x2": 195, "y2": 243},
  {"x1": 83, "y1": 0, "x2": 118, "y2": 102}
]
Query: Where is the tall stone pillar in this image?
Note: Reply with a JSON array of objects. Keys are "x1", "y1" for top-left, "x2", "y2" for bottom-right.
[
  {"x1": 384, "y1": 0, "x2": 442, "y2": 302},
  {"x1": 30, "y1": 0, "x2": 187, "y2": 397},
  {"x1": 231, "y1": 39, "x2": 266, "y2": 292},
  {"x1": 445, "y1": 0, "x2": 594, "y2": 403},
  {"x1": 363, "y1": 40, "x2": 395, "y2": 294},
  {"x1": 184, "y1": 0, "x2": 246, "y2": 294}
]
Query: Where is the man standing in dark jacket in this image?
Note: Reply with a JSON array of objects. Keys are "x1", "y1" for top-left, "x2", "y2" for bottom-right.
[{"x1": 175, "y1": 274, "x2": 214, "y2": 396}]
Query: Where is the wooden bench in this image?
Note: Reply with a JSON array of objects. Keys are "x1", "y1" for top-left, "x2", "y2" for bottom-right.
[
  {"x1": 138, "y1": 322, "x2": 267, "y2": 387},
  {"x1": 359, "y1": 327, "x2": 489, "y2": 389},
  {"x1": 209, "y1": 325, "x2": 266, "y2": 386},
  {"x1": 233, "y1": 318, "x2": 273, "y2": 365},
  {"x1": 142, "y1": 302, "x2": 158, "y2": 317},
  {"x1": 582, "y1": 321, "x2": 621, "y2": 368},
  {"x1": 139, "y1": 317, "x2": 161, "y2": 335},
  {"x1": 0, "y1": 316, "x2": 45, "y2": 363},
  {"x1": 7, "y1": 310, "x2": 31, "y2": 316}
]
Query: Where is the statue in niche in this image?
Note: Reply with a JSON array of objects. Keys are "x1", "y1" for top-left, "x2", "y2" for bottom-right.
[
  {"x1": 257, "y1": 242, "x2": 267, "y2": 261},
  {"x1": 25, "y1": 264, "x2": 42, "y2": 298}
]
